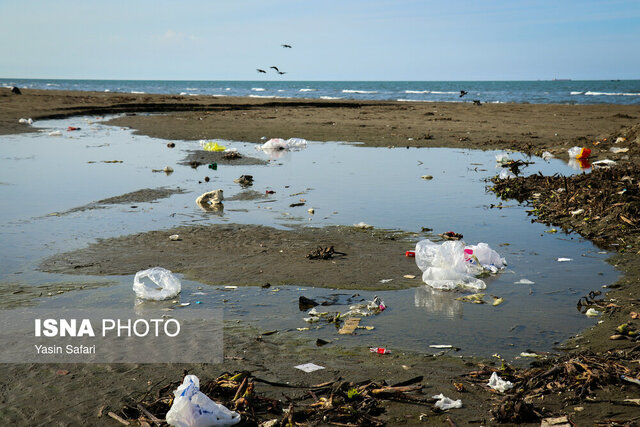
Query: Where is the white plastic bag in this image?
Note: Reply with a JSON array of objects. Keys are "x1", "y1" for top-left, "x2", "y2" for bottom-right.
[
  {"x1": 133, "y1": 267, "x2": 181, "y2": 300},
  {"x1": 166, "y1": 375, "x2": 241, "y2": 427},
  {"x1": 261, "y1": 138, "x2": 288, "y2": 150},
  {"x1": 432, "y1": 393, "x2": 462, "y2": 410},
  {"x1": 487, "y1": 372, "x2": 514, "y2": 392},
  {"x1": 415, "y1": 239, "x2": 506, "y2": 291}
]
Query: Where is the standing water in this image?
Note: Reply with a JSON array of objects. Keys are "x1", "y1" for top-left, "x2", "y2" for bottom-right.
[{"x1": 0, "y1": 116, "x2": 618, "y2": 359}]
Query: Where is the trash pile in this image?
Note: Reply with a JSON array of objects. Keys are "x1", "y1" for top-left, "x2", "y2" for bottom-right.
[
  {"x1": 115, "y1": 371, "x2": 446, "y2": 426},
  {"x1": 414, "y1": 239, "x2": 506, "y2": 291},
  {"x1": 301, "y1": 295, "x2": 387, "y2": 333},
  {"x1": 464, "y1": 349, "x2": 640, "y2": 424},
  {"x1": 490, "y1": 164, "x2": 640, "y2": 252},
  {"x1": 495, "y1": 153, "x2": 534, "y2": 178}
]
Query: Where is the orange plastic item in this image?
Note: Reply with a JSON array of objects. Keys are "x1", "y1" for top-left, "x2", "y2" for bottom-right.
[{"x1": 576, "y1": 148, "x2": 591, "y2": 159}]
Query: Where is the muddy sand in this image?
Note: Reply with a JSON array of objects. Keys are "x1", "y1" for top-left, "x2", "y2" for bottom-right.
[{"x1": 2, "y1": 88, "x2": 640, "y2": 425}]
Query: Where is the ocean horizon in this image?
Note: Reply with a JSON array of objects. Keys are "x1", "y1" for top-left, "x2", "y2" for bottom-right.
[{"x1": 3, "y1": 78, "x2": 640, "y2": 105}]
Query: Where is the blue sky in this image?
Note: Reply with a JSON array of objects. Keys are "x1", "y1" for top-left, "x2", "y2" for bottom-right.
[{"x1": 0, "y1": 0, "x2": 638, "y2": 80}]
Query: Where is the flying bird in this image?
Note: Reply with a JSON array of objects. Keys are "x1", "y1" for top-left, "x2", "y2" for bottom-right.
[
  {"x1": 256, "y1": 69, "x2": 266, "y2": 73},
  {"x1": 281, "y1": 44, "x2": 292, "y2": 48},
  {"x1": 270, "y1": 66, "x2": 280, "y2": 72},
  {"x1": 278, "y1": 71, "x2": 287, "y2": 75},
  {"x1": 459, "y1": 90, "x2": 468, "y2": 97}
]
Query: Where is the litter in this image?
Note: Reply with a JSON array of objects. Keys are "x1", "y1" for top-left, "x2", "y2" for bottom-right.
[
  {"x1": 405, "y1": 251, "x2": 415, "y2": 257},
  {"x1": 67, "y1": 126, "x2": 80, "y2": 131},
  {"x1": 492, "y1": 296, "x2": 504, "y2": 306},
  {"x1": 196, "y1": 189, "x2": 224, "y2": 211},
  {"x1": 592, "y1": 159, "x2": 617, "y2": 169},
  {"x1": 369, "y1": 347, "x2": 391, "y2": 354},
  {"x1": 621, "y1": 375, "x2": 640, "y2": 387},
  {"x1": 421, "y1": 175, "x2": 433, "y2": 180},
  {"x1": 615, "y1": 137, "x2": 627, "y2": 144},
  {"x1": 429, "y1": 345, "x2": 453, "y2": 349},
  {"x1": 568, "y1": 146, "x2": 591, "y2": 159},
  {"x1": 540, "y1": 416, "x2": 571, "y2": 427},
  {"x1": 541, "y1": 151, "x2": 554, "y2": 160},
  {"x1": 379, "y1": 279, "x2": 393, "y2": 283},
  {"x1": 133, "y1": 267, "x2": 181, "y2": 300},
  {"x1": 294, "y1": 363, "x2": 325, "y2": 373},
  {"x1": 438, "y1": 231, "x2": 463, "y2": 241},
  {"x1": 307, "y1": 208, "x2": 314, "y2": 214},
  {"x1": 557, "y1": 258, "x2": 572, "y2": 262},
  {"x1": 354, "y1": 222, "x2": 373, "y2": 229},
  {"x1": 585, "y1": 308, "x2": 600, "y2": 317},
  {"x1": 261, "y1": 137, "x2": 308, "y2": 151},
  {"x1": 165, "y1": 375, "x2": 241, "y2": 427},
  {"x1": 338, "y1": 317, "x2": 361, "y2": 335},
  {"x1": 498, "y1": 169, "x2": 516, "y2": 179},
  {"x1": 570, "y1": 208, "x2": 584, "y2": 215},
  {"x1": 432, "y1": 393, "x2": 462, "y2": 410},
  {"x1": 495, "y1": 153, "x2": 511, "y2": 164},
  {"x1": 404, "y1": 274, "x2": 416, "y2": 279},
  {"x1": 514, "y1": 279, "x2": 535, "y2": 285},
  {"x1": 18, "y1": 118, "x2": 33, "y2": 125},
  {"x1": 224, "y1": 286, "x2": 238, "y2": 290},
  {"x1": 48, "y1": 130, "x2": 62, "y2": 136},
  {"x1": 487, "y1": 372, "x2": 514, "y2": 392},
  {"x1": 342, "y1": 296, "x2": 387, "y2": 317},
  {"x1": 169, "y1": 234, "x2": 180, "y2": 241},
  {"x1": 201, "y1": 141, "x2": 227, "y2": 152},
  {"x1": 234, "y1": 175, "x2": 253, "y2": 186},
  {"x1": 456, "y1": 293, "x2": 485, "y2": 304},
  {"x1": 415, "y1": 239, "x2": 506, "y2": 291},
  {"x1": 610, "y1": 147, "x2": 629, "y2": 153}
]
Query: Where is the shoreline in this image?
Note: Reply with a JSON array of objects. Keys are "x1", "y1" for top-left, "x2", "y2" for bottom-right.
[{"x1": 2, "y1": 87, "x2": 640, "y2": 424}]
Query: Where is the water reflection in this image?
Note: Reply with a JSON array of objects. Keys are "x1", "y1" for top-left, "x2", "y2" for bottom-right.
[{"x1": 414, "y1": 285, "x2": 463, "y2": 318}]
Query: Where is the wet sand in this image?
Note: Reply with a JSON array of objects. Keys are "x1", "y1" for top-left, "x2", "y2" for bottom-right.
[{"x1": 2, "y1": 88, "x2": 640, "y2": 425}]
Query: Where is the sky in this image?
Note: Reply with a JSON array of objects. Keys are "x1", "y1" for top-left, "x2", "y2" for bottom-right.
[{"x1": 0, "y1": 0, "x2": 639, "y2": 81}]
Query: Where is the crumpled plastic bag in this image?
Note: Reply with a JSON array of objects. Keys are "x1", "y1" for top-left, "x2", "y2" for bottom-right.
[
  {"x1": 166, "y1": 375, "x2": 241, "y2": 427},
  {"x1": 261, "y1": 137, "x2": 308, "y2": 151},
  {"x1": 432, "y1": 393, "x2": 462, "y2": 410},
  {"x1": 487, "y1": 372, "x2": 514, "y2": 392},
  {"x1": 415, "y1": 239, "x2": 506, "y2": 291},
  {"x1": 133, "y1": 267, "x2": 181, "y2": 300}
]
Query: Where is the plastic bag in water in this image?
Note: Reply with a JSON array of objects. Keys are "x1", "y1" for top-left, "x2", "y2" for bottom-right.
[
  {"x1": 415, "y1": 239, "x2": 506, "y2": 291},
  {"x1": 133, "y1": 267, "x2": 181, "y2": 300},
  {"x1": 166, "y1": 375, "x2": 241, "y2": 427}
]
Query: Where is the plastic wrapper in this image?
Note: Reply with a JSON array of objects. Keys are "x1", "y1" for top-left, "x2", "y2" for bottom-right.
[
  {"x1": 133, "y1": 267, "x2": 181, "y2": 300},
  {"x1": 166, "y1": 375, "x2": 241, "y2": 427},
  {"x1": 415, "y1": 239, "x2": 506, "y2": 291}
]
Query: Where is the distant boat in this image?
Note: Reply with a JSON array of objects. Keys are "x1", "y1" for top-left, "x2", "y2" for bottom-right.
[{"x1": 552, "y1": 78, "x2": 572, "y2": 81}]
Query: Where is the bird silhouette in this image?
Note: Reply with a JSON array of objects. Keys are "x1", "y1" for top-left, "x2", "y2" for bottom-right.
[
  {"x1": 256, "y1": 69, "x2": 266, "y2": 73},
  {"x1": 278, "y1": 71, "x2": 287, "y2": 75},
  {"x1": 281, "y1": 44, "x2": 292, "y2": 48},
  {"x1": 270, "y1": 66, "x2": 280, "y2": 72},
  {"x1": 459, "y1": 90, "x2": 468, "y2": 97}
]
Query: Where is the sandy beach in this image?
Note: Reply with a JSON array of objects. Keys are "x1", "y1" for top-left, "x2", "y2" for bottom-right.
[{"x1": 2, "y1": 87, "x2": 640, "y2": 425}]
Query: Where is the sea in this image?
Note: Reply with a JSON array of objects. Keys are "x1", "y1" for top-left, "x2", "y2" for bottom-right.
[{"x1": 2, "y1": 78, "x2": 640, "y2": 105}]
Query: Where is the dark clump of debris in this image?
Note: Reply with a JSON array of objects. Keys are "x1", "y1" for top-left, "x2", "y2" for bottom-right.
[
  {"x1": 490, "y1": 164, "x2": 640, "y2": 252},
  {"x1": 465, "y1": 348, "x2": 640, "y2": 424},
  {"x1": 224, "y1": 151, "x2": 242, "y2": 160},
  {"x1": 439, "y1": 231, "x2": 463, "y2": 241},
  {"x1": 112, "y1": 371, "x2": 433, "y2": 426},
  {"x1": 306, "y1": 246, "x2": 347, "y2": 260},
  {"x1": 234, "y1": 175, "x2": 254, "y2": 187}
]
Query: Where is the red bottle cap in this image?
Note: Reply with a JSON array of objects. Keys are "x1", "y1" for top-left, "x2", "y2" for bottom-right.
[{"x1": 405, "y1": 251, "x2": 415, "y2": 257}]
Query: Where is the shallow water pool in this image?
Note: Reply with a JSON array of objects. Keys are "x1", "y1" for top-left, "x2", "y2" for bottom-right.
[{"x1": 0, "y1": 116, "x2": 617, "y2": 360}]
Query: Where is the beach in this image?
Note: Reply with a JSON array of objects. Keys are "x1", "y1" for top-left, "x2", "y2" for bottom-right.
[{"x1": 2, "y1": 87, "x2": 640, "y2": 425}]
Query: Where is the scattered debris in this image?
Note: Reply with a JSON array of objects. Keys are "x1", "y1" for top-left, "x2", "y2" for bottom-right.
[
  {"x1": 339, "y1": 317, "x2": 361, "y2": 335},
  {"x1": 514, "y1": 279, "x2": 535, "y2": 285},
  {"x1": 421, "y1": 175, "x2": 433, "y2": 180},
  {"x1": 557, "y1": 258, "x2": 572, "y2": 262},
  {"x1": 223, "y1": 151, "x2": 242, "y2": 160},
  {"x1": 133, "y1": 267, "x2": 181, "y2": 301},
  {"x1": 370, "y1": 347, "x2": 391, "y2": 355},
  {"x1": 234, "y1": 175, "x2": 254, "y2": 187},
  {"x1": 439, "y1": 231, "x2": 463, "y2": 241},
  {"x1": 306, "y1": 246, "x2": 347, "y2": 260},
  {"x1": 169, "y1": 234, "x2": 180, "y2": 241}
]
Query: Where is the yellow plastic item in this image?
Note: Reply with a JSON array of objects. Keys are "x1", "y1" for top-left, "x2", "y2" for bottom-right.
[{"x1": 203, "y1": 142, "x2": 227, "y2": 152}]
